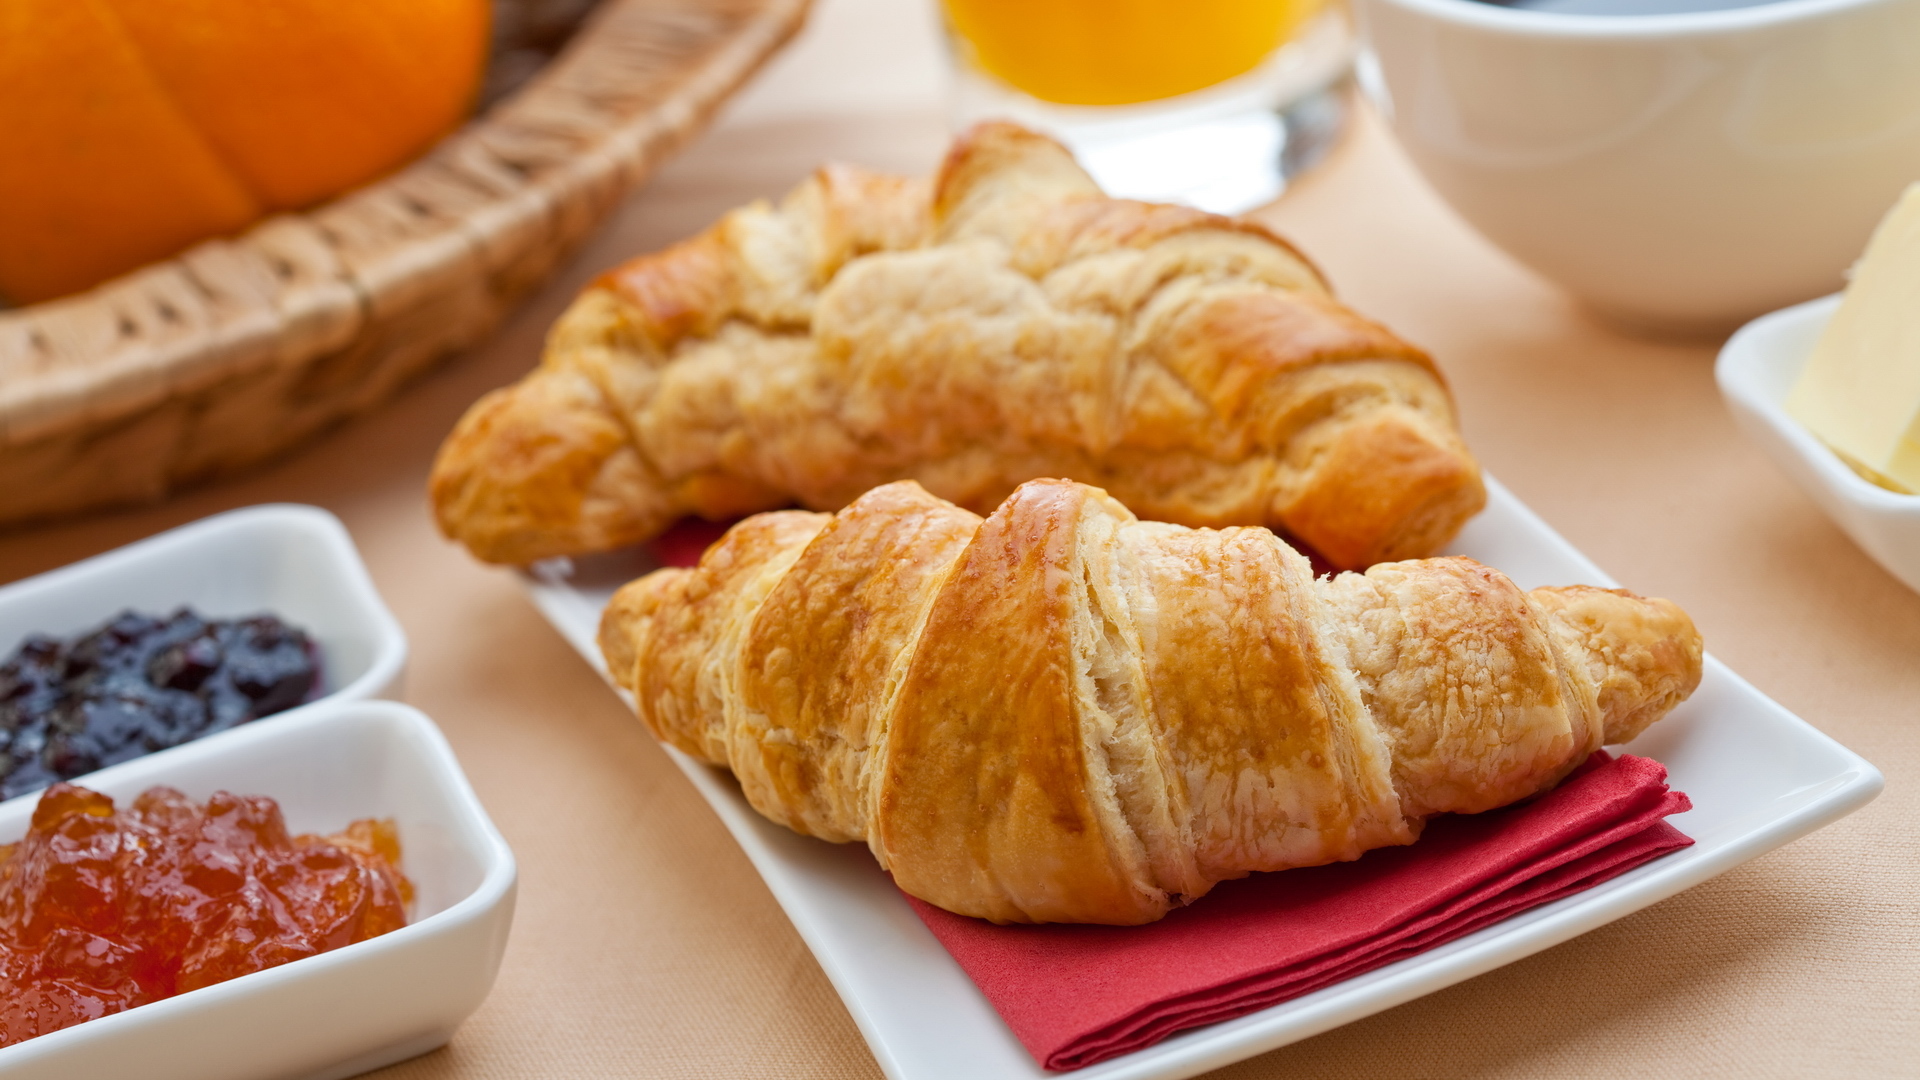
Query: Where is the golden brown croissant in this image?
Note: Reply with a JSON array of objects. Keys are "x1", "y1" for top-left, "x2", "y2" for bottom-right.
[
  {"x1": 432, "y1": 121, "x2": 1485, "y2": 570},
  {"x1": 597, "y1": 477, "x2": 1702, "y2": 925}
]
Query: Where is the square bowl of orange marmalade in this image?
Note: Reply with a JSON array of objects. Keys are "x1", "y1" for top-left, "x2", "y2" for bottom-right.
[{"x1": 0, "y1": 699, "x2": 515, "y2": 1080}]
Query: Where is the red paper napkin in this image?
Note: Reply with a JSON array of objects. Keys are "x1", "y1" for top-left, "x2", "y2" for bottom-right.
[
  {"x1": 907, "y1": 752, "x2": 1692, "y2": 1071},
  {"x1": 650, "y1": 518, "x2": 739, "y2": 569}
]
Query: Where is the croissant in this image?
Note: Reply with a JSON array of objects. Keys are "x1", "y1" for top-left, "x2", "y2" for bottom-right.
[
  {"x1": 432, "y1": 121, "x2": 1486, "y2": 571},
  {"x1": 597, "y1": 477, "x2": 1702, "y2": 925}
]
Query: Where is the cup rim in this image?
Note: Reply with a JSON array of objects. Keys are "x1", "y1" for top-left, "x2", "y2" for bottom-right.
[{"x1": 1363, "y1": 0, "x2": 1890, "y2": 39}]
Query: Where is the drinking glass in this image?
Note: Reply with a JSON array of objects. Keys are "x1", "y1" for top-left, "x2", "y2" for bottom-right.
[{"x1": 940, "y1": 0, "x2": 1355, "y2": 213}]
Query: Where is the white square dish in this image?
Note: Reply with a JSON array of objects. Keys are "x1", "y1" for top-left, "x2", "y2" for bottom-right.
[
  {"x1": 0, "y1": 699, "x2": 517, "y2": 1080},
  {"x1": 1716, "y1": 294, "x2": 1920, "y2": 594},
  {"x1": 0, "y1": 503, "x2": 408, "y2": 707},
  {"x1": 522, "y1": 479, "x2": 1882, "y2": 1080}
]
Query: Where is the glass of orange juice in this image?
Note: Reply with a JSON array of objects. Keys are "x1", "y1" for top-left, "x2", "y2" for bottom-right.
[{"x1": 941, "y1": 0, "x2": 1352, "y2": 212}]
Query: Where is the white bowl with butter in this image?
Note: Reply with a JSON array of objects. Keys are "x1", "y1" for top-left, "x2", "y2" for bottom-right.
[{"x1": 1717, "y1": 295, "x2": 1920, "y2": 594}]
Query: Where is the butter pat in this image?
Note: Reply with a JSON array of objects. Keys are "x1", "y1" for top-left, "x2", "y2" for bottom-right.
[{"x1": 1788, "y1": 182, "x2": 1920, "y2": 495}]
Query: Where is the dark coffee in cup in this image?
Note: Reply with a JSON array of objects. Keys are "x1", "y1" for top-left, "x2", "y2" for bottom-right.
[{"x1": 1478, "y1": 0, "x2": 1778, "y2": 12}]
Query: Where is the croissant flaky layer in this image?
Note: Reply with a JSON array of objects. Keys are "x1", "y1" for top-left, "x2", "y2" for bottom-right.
[
  {"x1": 432, "y1": 121, "x2": 1486, "y2": 570},
  {"x1": 598, "y1": 479, "x2": 1702, "y2": 925}
]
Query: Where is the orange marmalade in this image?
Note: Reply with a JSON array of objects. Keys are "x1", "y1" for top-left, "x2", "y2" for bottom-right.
[{"x1": 0, "y1": 783, "x2": 410, "y2": 1047}]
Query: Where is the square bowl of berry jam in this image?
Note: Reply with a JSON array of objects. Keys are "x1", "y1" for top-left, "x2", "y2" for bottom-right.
[
  {"x1": 0, "y1": 504, "x2": 407, "y2": 800},
  {"x1": 0, "y1": 697, "x2": 516, "y2": 1079}
]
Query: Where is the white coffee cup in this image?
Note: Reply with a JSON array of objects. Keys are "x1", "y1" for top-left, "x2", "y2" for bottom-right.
[{"x1": 1356, "y1": 0, "x2": 1920, "y2": 335}]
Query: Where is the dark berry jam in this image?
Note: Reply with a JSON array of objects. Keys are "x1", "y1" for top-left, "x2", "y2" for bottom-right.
[{"x1": 0, "y1": 610, "x2": 321, "y2": 800}]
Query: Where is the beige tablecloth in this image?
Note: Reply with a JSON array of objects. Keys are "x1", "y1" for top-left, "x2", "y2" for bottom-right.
[{"x1": 3, "y1": 2, "x2": 1915, "y2": 1075}]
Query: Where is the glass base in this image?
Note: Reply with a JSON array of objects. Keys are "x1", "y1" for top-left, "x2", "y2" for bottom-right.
[{"x1": 948, "y1": 10, "x2": 1355, "y2": 215}]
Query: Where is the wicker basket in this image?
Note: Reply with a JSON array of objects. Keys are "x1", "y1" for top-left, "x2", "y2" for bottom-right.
[{"x1": 0, "y1": 0, "x2": 810, "y2": 528}]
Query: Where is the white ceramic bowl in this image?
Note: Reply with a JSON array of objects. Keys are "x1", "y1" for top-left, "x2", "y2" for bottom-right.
[
  {"x1": 1356, "y1": 0, "x2": 1920, "y2": 334},
  {"x1": 0, "y1": 699, "x2": 517, "y2": 1080},
  {"x1": 0, "y1": 503, "x2": 407, "y2": 710},
  {"x1": 1717, "y1": 294, "x2": 1920, "y2": 592}
]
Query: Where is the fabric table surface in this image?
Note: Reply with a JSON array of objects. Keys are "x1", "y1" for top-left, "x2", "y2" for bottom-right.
[{"x1": 1, "y1": 0, "x2": 1916, "y2": 1076}]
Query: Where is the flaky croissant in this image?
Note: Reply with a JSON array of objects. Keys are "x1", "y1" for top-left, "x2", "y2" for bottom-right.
[
  {"x1": 598, "y1": 477, "x2": 1702, "y2": 925},
  {"x1": 433, "y1": 121, "x2": 1485, "y2": 570}
]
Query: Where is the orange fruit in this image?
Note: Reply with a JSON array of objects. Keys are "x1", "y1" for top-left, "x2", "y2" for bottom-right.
[{"x1": 0, "y1": 0, "x2": 489, "y2": 304}]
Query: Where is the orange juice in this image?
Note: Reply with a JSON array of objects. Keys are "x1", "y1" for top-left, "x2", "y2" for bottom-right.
[{"x1": 941, "y1": 0, "x2": 1324, "y2": 107}]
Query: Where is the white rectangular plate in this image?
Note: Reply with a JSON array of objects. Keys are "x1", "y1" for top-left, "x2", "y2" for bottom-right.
[{"x1": 521, "y1": 478, "x2": 1881, "y2": 1080}]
